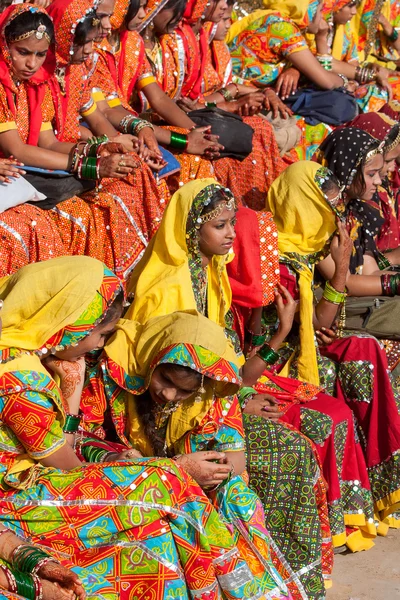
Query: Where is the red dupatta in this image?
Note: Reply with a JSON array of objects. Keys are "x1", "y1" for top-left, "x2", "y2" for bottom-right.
[
  {"x1": 46, "y1": 0, "x2": 100, "y2": 138},
  {"x1": 0, "y1": 4, "x2": 56, "y2": 147},
  {"x1": 177, "y1": 0, "x2": 210, "y2": 100}
]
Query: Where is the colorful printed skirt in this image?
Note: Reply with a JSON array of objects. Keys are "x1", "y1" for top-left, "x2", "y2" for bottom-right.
[
  {"x1": 0, "y1": 458, "x2": 269, "y2": 600},
  {"x1": 243, "y1": 416, "x2": 332, "y2": 600}
]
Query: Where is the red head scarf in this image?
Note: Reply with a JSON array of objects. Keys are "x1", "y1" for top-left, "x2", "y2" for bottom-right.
[
  {"x1": 110, "y1": 0, "x2": 129, "y2": 30},
  {"x1": 183, "y1": 0, "x2": 209, "y2": 24},
  {"x1": 348, "y1": 112, "x2": 400, "y2": 150},
  {"x1": 0, "y1": 4, "x2": 56, "y2": 147},
  {"x1": 178, "y1": 0, "x2": 210, "y2": 100},
  {"x1": 137, "y1": 0, "x2": 171, "y2": 32},
  {"x1": 47, "y1": 0, "x2": 100, "y2": 67}
]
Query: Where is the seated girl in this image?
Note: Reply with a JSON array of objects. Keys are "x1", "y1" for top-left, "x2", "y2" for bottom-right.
[{"x1": 0, "y1": 256, "x2": 264, "y2": 600}]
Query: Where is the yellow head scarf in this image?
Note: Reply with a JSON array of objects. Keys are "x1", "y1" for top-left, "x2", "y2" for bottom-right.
[
  {"x1": 126, "y1": 179, "x2": 233, "y2": 328},
  {"x1": 265, "y1": 161, "x2": 338, "y2": 386},
  {"x1": 0, "y1": 256, "x2": 121, "y2": 482},
  {"x1": 103, "y1": 311, "x2": 241, "y2": 454},
  {"x1": 227, "y1": 0, "x2": 315, "y2": 44}
]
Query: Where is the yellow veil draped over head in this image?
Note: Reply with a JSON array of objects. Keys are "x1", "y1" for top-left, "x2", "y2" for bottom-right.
[
  {"x1": 227, "y1": 0, "x2": 314, "y2": 44},
  {"x1": 104, "y1": 311, "x2": 241, "y2": 454},
  {"x1": 265, "y1": 161, "x2": 338, "y2": 386},
  {"x1": 126, "y1": 178, "x2": 233, "y2": 327}
]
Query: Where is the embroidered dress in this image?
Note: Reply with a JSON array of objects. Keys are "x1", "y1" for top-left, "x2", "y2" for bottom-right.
[
  {"x1": 125, "y1": 180, "x2": 335, "y2": 598},
  {"x1": 46, "y1": 0, "x2": 171, "y2": 279},
  {"x1": 89, "y1": 30, "x2": 215, "y2": 193},
  {"x1": 226, "y1": 2, "x2": 331, "y2": 160},
  {"x1": 147, "y1": 22, "x2": 288, "y2": 208},
  {"x1": 82, "y1": 312, "x2": 294, "y2": 600},
  {"x1": 0, "y1": 5, "x2": 67, "y2": 276},
  {"x1": 0, "y1": 257, "x2": 262, "y2": 600}
]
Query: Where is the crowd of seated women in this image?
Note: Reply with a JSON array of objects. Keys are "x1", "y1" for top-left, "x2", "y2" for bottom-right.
[{"x1": 0, "y1": 0, "x2": 400, "y2": 598}]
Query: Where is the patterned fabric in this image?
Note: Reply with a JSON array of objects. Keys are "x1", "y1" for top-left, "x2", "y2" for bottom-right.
[
  {"x1": 150, "y1": 29, "x2": 288, "y2": 209},
  {"x1": 244, "y1": 415, "x2": 332, "y2": 598},
  {"x1": 228, "y1": 13, "x2": 308, "y2": 87},
  {"x1": 82, "y1": 342, "x2": 293, "y2": 598},
  {"x1": 1, "y1": 458, "x2": 266, "y2": 600}
]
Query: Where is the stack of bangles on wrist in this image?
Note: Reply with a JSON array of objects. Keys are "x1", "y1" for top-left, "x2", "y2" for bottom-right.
[
  {"x1": 0, "y1": 543, "x2": 59, "y2": 600},
  {"x1": 119, "y1": 114, "x2": 154, "y2": 136},
  {"x1": 322, "y1": 280, "x2": 347, "y2": 304},
  {"x1": 70, "y1": 135, "x2": 109, "y2": 180},
  {"x1": 218, "y1": 85, "x2": 237, "y2": 102},
  {"x1": 237, "y1": 386, "x2": 256, "y2": 410},
  {"x1": 355, "y1": 65, "x2": 377, "y2": 84},
  {"x1": 381, "y1": 273, "x2": 400, "y2": 296},
  {"x1": 63, "y1": 412, "x2": 82, "y2": 434},
  {"x1": 256, "y1": 343, "x2": 280, "y2": 365},
  {"x1": 245, "y1": 328, "x2": 267, "y2": 351},
  {"x1": 317, "y1": 53, "x2": 333, "y2": 71},
  {"x1": 169, "y1": 131, "x2": 189, "y2": 150},
  {"x1": 377, "y1": 252, "x2": 392, "y2": 270}
]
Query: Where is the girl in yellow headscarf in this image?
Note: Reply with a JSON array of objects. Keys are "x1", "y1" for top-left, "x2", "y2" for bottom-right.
[{"x1": 0, "y1": 256, "x2": 270, "y2": 600}]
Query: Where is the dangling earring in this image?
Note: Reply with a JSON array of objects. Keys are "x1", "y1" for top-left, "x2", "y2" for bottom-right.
[{"x1": 195, "y1": 374, "x2": 206, "y2": 403}]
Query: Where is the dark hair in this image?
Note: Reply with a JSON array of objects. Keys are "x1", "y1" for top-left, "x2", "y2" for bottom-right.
[
  {"x1": 126, "y1": 0, "x2": 141, "y2": 25},
  {"x1": 74, "y1": 14, "x2": 97, "y2": 46},
  {"x1": 160, "y1": 0, "x2": 187, "y2": 31},
  {"x1": 5, "y1": 10, "x2": 55, "y2": 45},
  {"x1": 101, "y1": 289, "x2": 124, "y2": 325},
  {"x1": 137, "y1": 364, "x2": 202, "y2": 457},
  {"x1": 226, "y1": 0, "x2": 235, "y2": 7},
  {"x1": 319, "y1": 173, "x2": 340, "y2": 196},
  {"x1": 384, "y1": 123, "x2": 400, "y2": 154}
]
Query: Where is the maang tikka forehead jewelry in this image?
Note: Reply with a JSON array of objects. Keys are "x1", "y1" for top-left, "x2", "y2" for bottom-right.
[{"x1": 11, "y1": 22, "x2": 51, "y2": 44}]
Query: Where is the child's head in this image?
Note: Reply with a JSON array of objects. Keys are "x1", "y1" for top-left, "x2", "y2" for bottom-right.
[{"x1": 213, "y1": 0, "x2": 233, "y2": 41}]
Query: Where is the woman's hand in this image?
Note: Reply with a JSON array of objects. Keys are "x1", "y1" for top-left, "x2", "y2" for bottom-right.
[
  {"x1": 243, "y1": 393, "x2": 282, "y2": 420},
  {"x1": 263, "y1": 88, "x2": 293, "y2": 119},
  {"x1": 42, "y1": 357, "x2": 86, "y2": 411},
  {"x1": 275, "y1": 68, "x2": 301, "y2": 100},
  {"x1": 109, "y1": 134, "x2": 138, "y2": 153},
  {"x1": 375, "y1": 68, "x2": 393, "y2": 100},
  {"x1": 229, "y1": 93, "x2": 264, "y2": 116},
  {"x1": 176, "y1": 97, "x2": 200, "y2": 113},
  {"x1": 175, "y1": 451, "x2": 232, "y2": 488},
  {"x1": 105, "y1": 448, "x2": 143, "y2": 461},
  {"x1": 98, "y1": 153, "x2": 137, "y2": 179},
  {"x1": 316, "y1": 326, "x2": 337, "y2": 347},
  {"x1": 187, "y1": 126, "x2": 223, "y2": 158},
  {"x1": 0, "y1": 157, "x2": 26, "y2": 183},
  {"x1": 330, "y1": 217, "x2": 353, "y2": 279},
  {"x1": 275, "y1": 283, "x2": 297, "y2": 337},
  {"x1": 39, "y1": 563, "x2": 86, "y2": 600}
]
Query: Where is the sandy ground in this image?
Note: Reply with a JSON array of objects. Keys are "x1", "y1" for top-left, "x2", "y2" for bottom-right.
[{"x1": 326, "y1": 530, "x2": 400, "y2": 599}]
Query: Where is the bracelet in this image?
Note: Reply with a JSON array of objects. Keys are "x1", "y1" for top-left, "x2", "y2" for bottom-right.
[
  {"x1": 0, "y1": 564, "x2": 17, "y2": 593},
  {"x1": 317, "y1": 54, "x2": 333, "y2": 71},
  {"x1": 12, "y1": 546, "x2": 51, "y2": 572},
  {"x1": 355, "y1": 65, "x2": 376, "y2": 84},
  {"x1": 63, "y1": 413, "x2": 82, "y2": 434},
  {"x1": 169, "y1": 131, "x2": 189, "y2": 150},
  {"x1": 78, "y1": 157, "x2": 98, "y2": 180},
  {"x1": 377, "y1": 252, "x2": 392, "y2": 270},
  {"x1": 256, "y1": 343, "x2": 280, "y2": 365},
  {"x1": 245, "y1": 328, "x2": 266, "y2": 348},
  {"x1": 172, "y1": 454, "x2": 182, "y2": 461},
  {"x1": 134, "y1": 120, "x2": 154, "y2": 134},
  {"x1": 322, "y1": 280, "x2": 347, "y2": 304},
  {"x1": 205, "y1": 101, "x2": 217, "y2": 108},
  {"x1": 14, "y1": 571, "x2": 37, "y2": 600},
  {"x1": 381, "y1": 273, "x2": 400, "y2": 296},
  {"x1": 218, "y1": 87, "x2": 234, "y2": 102},
  {"x1": 237, "y1": 386, "x2": 256, "y2": 410},
  {"x1": 231, "y1": 82, "x2": 240, "y2": 99},
  {"x1": 86, "y1": 135, "x2": 109, "y2": 157},
  {"x1": 337, "y1": 73, "x2": 349, "y2": 88},
  {"x1": 389, "y1": 27, "x2": 399, "y2": 42},
  {"x1": 119, "y1": 115, "x2": 141, "y2": 134}
]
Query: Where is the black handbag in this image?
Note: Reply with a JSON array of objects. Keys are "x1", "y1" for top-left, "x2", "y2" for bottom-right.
[
  {"x1": 188, "y1": 107, "x2": 254, "y2": 161},
  {"x1": 22, "y1": 167, "x2": 95, "y2": 210},
  {"x1": 284, "y1": 87, "x2": 358, "y2": 126}
]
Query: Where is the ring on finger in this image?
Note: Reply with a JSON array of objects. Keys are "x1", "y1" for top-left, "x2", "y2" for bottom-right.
[{"x1": 119, "y1": 160, "x2": 125, "y2": 167}]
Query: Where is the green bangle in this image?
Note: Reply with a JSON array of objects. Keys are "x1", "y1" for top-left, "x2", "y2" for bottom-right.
[
  {"x1": 257, "y1": 343, "x2": 280, "y2": 365},
  {"x1": 377, "y1": 252, "x2": 392, "y2": 270},
  {"x1": 81, "y1": 157, "x2": 98, "y2": 180},
  {"x1": 170, "y1": 131, "x2": 188, "y2": 150},
  {"x1": 63, "y1": 413, "x2": 81, "y2": 434},
  {"x1": 237, "y1": 386, "x2": 256, "y2": 410},
  {"x1": 81, "y1": 445, "x2": 109, "y2": 463},
  {"x1": 389, "y1": 28, "x2": 399, "y2": 42},
  {"x1": 14, "y1": 571, "x2": 35, "y2": 600},
  {"x1": 322, "y1": 281, "x2": 346, "y2": 305},
  {"x1": 205, "y1": 101, "x2": 217, "y2": 108}
]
